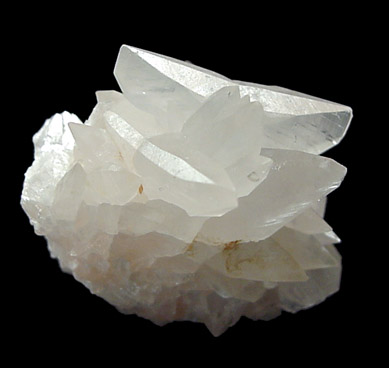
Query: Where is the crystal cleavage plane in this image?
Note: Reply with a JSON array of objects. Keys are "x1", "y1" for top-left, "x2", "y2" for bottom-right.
[{"x1": 21, "y1": 45, "x2": 352, "y2": 336}]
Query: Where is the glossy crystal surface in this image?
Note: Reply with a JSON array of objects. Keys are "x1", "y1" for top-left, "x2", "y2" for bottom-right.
[{"x1": 21, "y1": 45, "x2": 351, "y2": 336}]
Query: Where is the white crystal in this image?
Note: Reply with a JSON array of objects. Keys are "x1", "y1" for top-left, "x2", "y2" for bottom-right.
[
  {"x1": 21, "y1": 45, "x2": 351, "y2": 336},
  {"x1": 121, "y1": 45, "x2": 352, "y2": 155}
]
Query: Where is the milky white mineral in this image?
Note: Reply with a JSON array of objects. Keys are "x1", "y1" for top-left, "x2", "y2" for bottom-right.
[{"x1": 21, "y1": 45, "x2": 352, "y2": 336}]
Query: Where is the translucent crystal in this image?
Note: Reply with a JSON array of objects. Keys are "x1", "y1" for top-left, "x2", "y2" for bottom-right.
[
  {"x1": 120, "y1": 45, "x2": 352, "y2": 155},
  {"x1": 21, "y1": 45, "x2": 351, "y2": 336}
]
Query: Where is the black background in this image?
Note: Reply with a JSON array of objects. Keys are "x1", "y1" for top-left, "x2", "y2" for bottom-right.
[{"x1": 8, "y1": 6, "x2": 378, "y2": 363}]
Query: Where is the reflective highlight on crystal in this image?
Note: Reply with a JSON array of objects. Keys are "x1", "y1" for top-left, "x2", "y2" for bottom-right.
[{"x1": 21, "y1": 45, "x2": 351, "y2": 336}]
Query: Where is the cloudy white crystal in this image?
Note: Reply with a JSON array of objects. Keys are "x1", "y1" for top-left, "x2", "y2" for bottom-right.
[{"x1": 21, "y1": 45, "x2": 351, "y2": 336}]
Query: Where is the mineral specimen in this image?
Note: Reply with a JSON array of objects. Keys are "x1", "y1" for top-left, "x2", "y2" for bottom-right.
[{"x1": 21, "y1": 45, "x2": 352, "y2": 336}]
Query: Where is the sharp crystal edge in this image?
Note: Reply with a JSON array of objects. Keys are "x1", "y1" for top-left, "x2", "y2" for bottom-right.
[
  {"x1": 119, "y1": 45, "x2": 352, "y2": 155},
  {"x1": 21, "y1": 45, "x2": 351, "y2": 336}
]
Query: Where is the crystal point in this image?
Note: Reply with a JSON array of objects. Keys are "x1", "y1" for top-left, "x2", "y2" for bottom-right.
[
  {"x1": 21, "y1": 45, "x2": 351, "y2": 336},
  {"x1": 124, "y1": 45, "x2": 352, "y2": 155}
]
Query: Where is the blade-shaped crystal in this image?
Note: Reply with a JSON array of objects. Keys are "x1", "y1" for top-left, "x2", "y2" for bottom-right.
[
  {"x1": 133, "y1": 134, "x2": 237, "y2": 216},
  {"x1": 198, "y1": 149, "x2": 346, "y2": 244},
  {"x1": 122, "y1": 45, "x2": 352, "y2": 154}
]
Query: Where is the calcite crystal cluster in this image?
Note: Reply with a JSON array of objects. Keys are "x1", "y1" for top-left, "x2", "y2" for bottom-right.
[{"x1": 21, "y1": 45, "x2": 352, "y2": 336}]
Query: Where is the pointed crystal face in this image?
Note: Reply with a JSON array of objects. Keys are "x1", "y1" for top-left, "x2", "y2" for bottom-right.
[
  {"x1": 117, "y1": 45, "x2": 352, "y2": 155},
  {"x1": 21, "y1": 44, "x2": 351, "y2": 336}
]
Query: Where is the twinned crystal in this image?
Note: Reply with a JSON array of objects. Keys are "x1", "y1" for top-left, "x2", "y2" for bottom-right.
[{"x1": 21, "y1": 45, "x2": 352, "y2": 336}]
